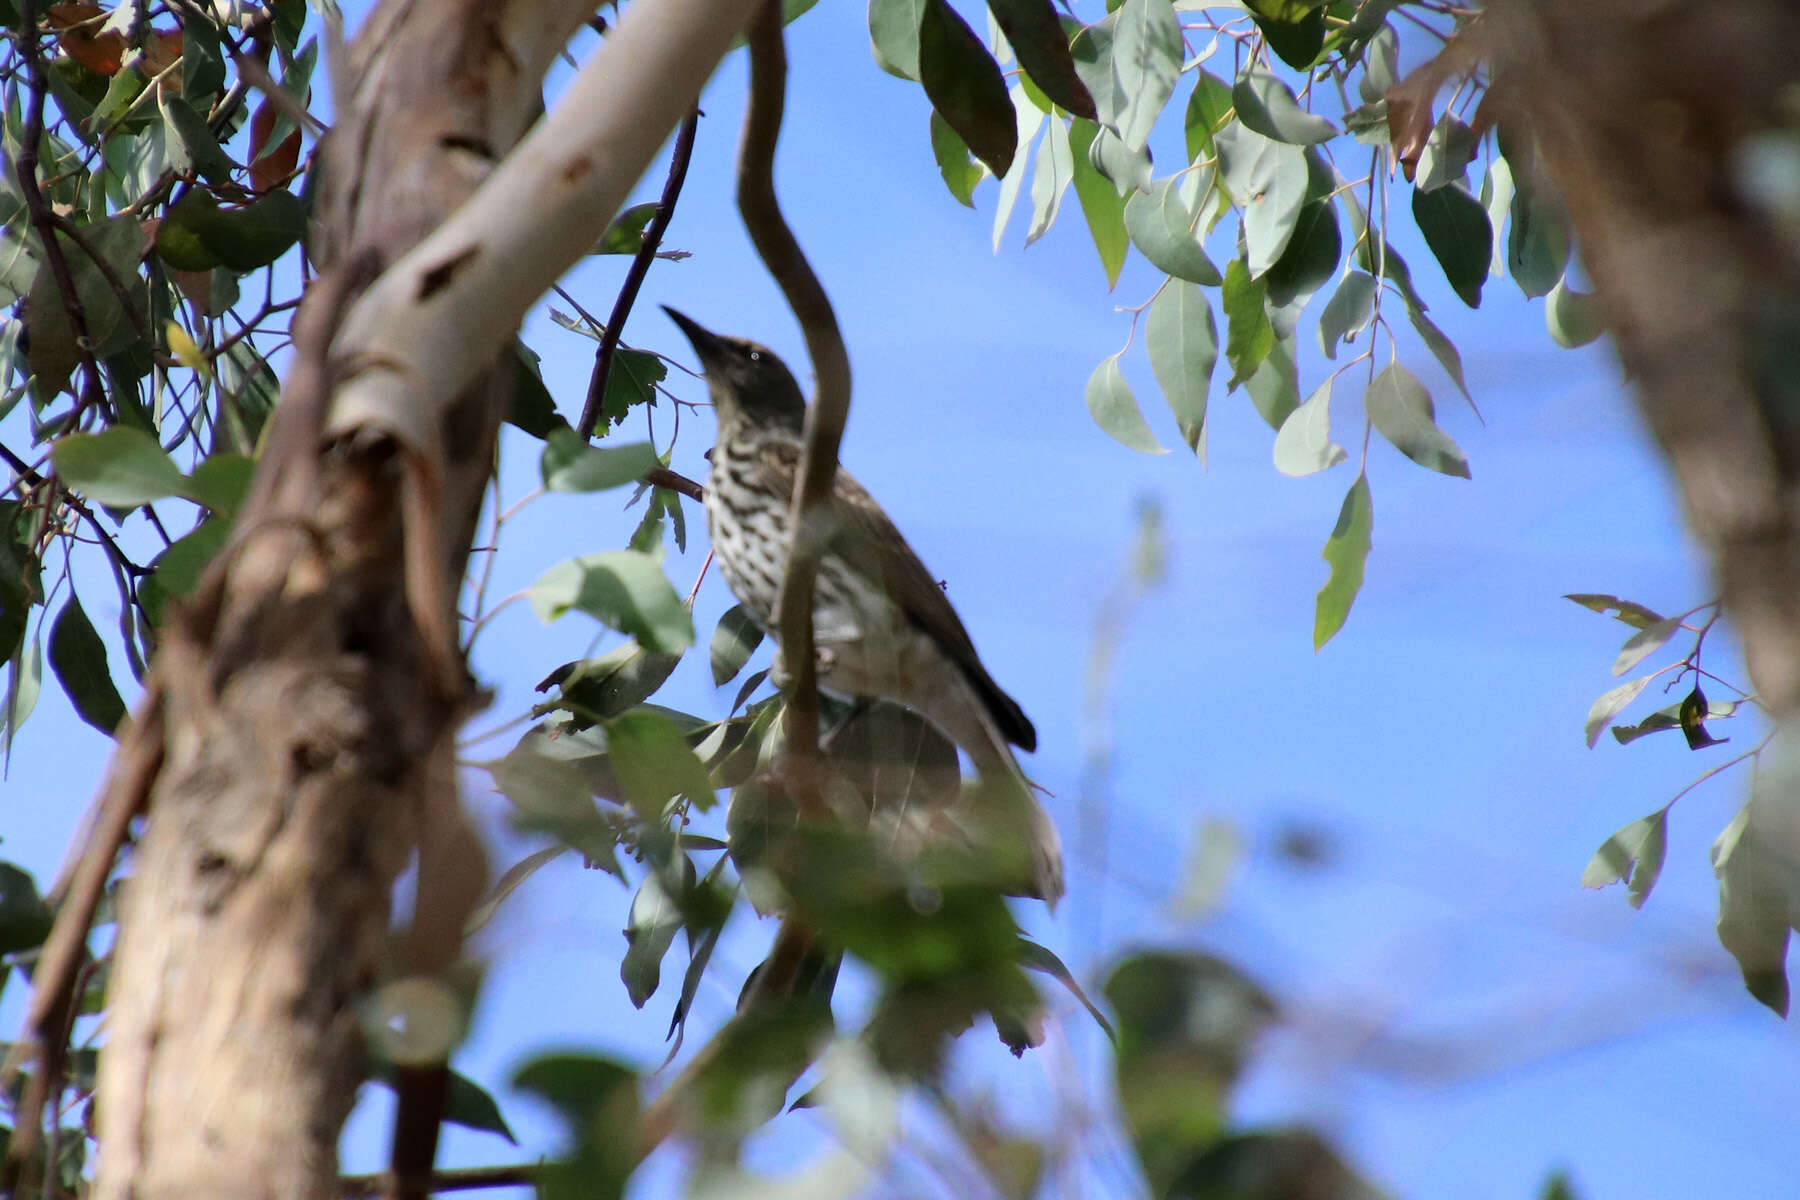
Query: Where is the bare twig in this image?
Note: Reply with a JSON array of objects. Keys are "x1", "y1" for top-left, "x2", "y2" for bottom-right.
[
  {"x1": 578, "y1": 108, "x2": 701, "y2": 439},
  {"x1": 339, "y1": 1163, "x2": 540, "y2": 1197},
  {"x1": 735, "y1": 0, "x2": 852, "y2": 793},
  {"x1": 642, "y1": 464, "x2": 703, "y2": 502}
]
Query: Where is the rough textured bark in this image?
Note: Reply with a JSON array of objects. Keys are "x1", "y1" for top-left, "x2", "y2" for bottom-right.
[
  {"x1": 92, "y1": 3, "x2": 589, "y2": 1195},
  {"x1": 1488, "y1": 0, "x2": 1800, "y2": 715}
]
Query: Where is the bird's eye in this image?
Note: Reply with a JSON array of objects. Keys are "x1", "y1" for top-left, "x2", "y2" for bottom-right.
[{"x1": 748, "y1": 350, "x2": 763, "y2": 363}]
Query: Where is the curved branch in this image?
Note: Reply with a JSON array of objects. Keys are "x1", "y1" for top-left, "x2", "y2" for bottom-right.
[
  {"x1": 579, "y1": 108, "x2": 701, "y2": 439},
  {"x1": 736, "y1": 0, "x2": 852, "y2": 789}
]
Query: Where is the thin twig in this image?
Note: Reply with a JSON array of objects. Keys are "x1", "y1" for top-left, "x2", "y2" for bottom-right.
[
  {"x1": 735, "y1": 0, "x2": 852, "y2": 800},
  {"x1": 339, "y1": 1163, "x2": 541, "y2": 1197},
  {"x1": 642, "y1": 464, "x2": 703, "y2": 502},
  {"x1": 578, "y1": 107, "x2": 700, "y2": 438}
]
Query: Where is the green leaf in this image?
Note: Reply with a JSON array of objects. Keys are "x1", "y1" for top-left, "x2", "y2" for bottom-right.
[
  {"x1": 5, "y1": 634, "x2": 44, "y2": 748},
  {"x1": 1406, "y1": 302, "x2": 1471, "y2": 400},
  {"x1": 1221, "y1": 258, "x2": 1273, "y2": 389},
  {"x1": 1547, "y1": 275, "x2": 1606, "y2": 348},
  {"x1": 1678, "y1": 682, "x2": 1726, "y2": 749},
  {"x1": 443, "y1": 1068, "x2": 518, "y2": 1143},
  {"x1": 1582, "y1": 809, "x2": 1669, "y2": 910},
  {"x1": 1317, "y1": 270, "x2": 1377, "y2": 359},
  {"x1": 988, "y1": 0, "x2": 1095, "y2": 119},
  {"x1": 1019, "y1": 939, "x2": 1115, "y2": 1042},
  {"x1": 1025, "y1": 113, "x2": 1073, "y2": 244},
  {"x1": 592, "y1": 202, "x2": 660, "y2": 255},
  {"x1": 929, "y1": 111, "x2": 982, "y2": 207},
  {"x1": 536, "y1": 645, "x2": 682, "y2": 729},
  {"x1": 1231, "y1": 69, "x2": 1335, "y2": 145},
  {"x1": 607, "y1": 709, "x2": 717, "y2": 816},
  {"x1": 1250, "y1": 5, "x2": 1327, "y2": 70},
  {"x1": 1084, "y1": 122, "x2": 1151, "y2": 197},
  {"x1": 1122, "y1": 176, "x2": 1221, "y2": 285},
  {"x1": 529, "y1": 551, "x2": 695, "y2": 654},
  {"x1": 1414, "y1": 115, "x2": 1477, "y2": 193},
  {"x1": 1272, "y1": 379, "x2": 1345, "y2": 476},
  {"x1": 52, "y1": 427, "x2": 187, "y2": 507},
  {"x1": 508, "y1": 340, "x2": 563, "y2": 438},
  {"x1": 1365, "y1": 362, "x2": 1470, "y2": 478},
  {"x1": 1214, "y1": 122, "x2": 1308, "y2": 277},
  {"x1": 710, "y1": 605, "x2": 764, "y2": 686},
  {"x1": 540, "y1": 429, "x2": 658, "y2": 493},
  {"x1": 1085, "y1": 353, "x2": 1164, "y2": 454},
  {"x1": 869, "y1": 0, "x2": 926, "y2": 79},
  {"x1": 621, "y1": 864, "x2": 687, "y2": 1007},
  {"x1": 1411, "y1": 182, "x2": 1491, "y2": 308},
  {"x1": 1507, "y1": 157, "x2": 1570, "y2": 299},
  {"x1": 1183, "y1": 69, "x2": 1234, "y2": 161},
  {"x1": 512, "y1": 1053, "x2": 640, "y2": 1200},
  {"x1": 1111, "y1": 0, "x2": 1181, "y2": 151},
  {"x1": 139, "y1": 519, "x2": 229, "y2": 626},
  {"x1": 1245, "y1": 334, "x2": 1299, "y2": 429},
  {"x1": 1314, "y1": 473, "x2": 1373, "y2": 649},
  {"x1": 0, "y1": 861, "x2": 52, "y2": 955},
  {"x1": 154, "y1": 189, "x2": 304, "y2": 272},
  {"x1": 1712, "y1": 777, "x2": 1800, "y2": 1015},
  {"x1": 1069, "y1": 12, "x2": 1123, "y2": 133},
  {"x1": 159, "y1": 94, "x2": 234, "y2": 183},
  {"x1": 1068, "y1": 119, "x2": 1129, "y2": 286},
  {"x1": 184, "y1": 453, "x2": 254, "y2": 516},
  {"x1": 1612, "y1": 695, "x2": 1738, "y2": 746},
  {"x1": 1144, "y1": 283, "x2": 1216, "y2": 453},
  {"x1": 1582, "y1": 674, "x2": 1650, "y2": 748},
  {"x1": 920, "y1": 0, "x2": 1016, "y2": 178},
  {"x1": 1564, "y1": 592, "x2": 1665, "y2": 630},
  {"x1": 992, "y1": 87, "x2": 1046, "y2": 249},
  {"x1": 1611, "y1": 613, "x2": 1682, "y2": 677},
  {"x1": 49, "y1": 594, "x2": 126, "y2": 736},
  {"x1": 1262, "y1": 198, "x2": 1340, "y2": 310}
]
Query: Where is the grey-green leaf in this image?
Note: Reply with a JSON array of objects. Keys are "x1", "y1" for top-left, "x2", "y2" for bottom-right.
[
  {"x1": 1612, "y1": 614, "x2": 1682, "y2": 677},
  {"x1": 1231, "y1": 69, "x2": 1336, "y2": 145},
  {"x1": 1111, "y1": 0, "x2": 1181, "y2": 151},
  {"x1": 1145, "y1": 283, "x2": 1217, "y2": 452},
  {"x1": 1547, "y1": 275, "x2": 1606, "y2": 348},
  {"x1": 1314, "y1": 473, "x2": 1373, "y2": 649},
  {"x1": 529, "y1": 551, "x2": 695, "y2": 654},
  {"x1": 869, "y1": 0, "x2": 926, "y2": 79},
  {"x1": 929, "y1": 110, "x2": 982, "y2": 207},
  {"x1": 1026, "y1": 113, "x2": 1074, "y2": 244},
  {"x1": 988, "y1": 0, "x2": 1096, "y2": 120},
  {"x1": 1215, "y1": 122, "x2": 1308, "y2": 277},
  {"x1": 1318, "y1": 270, "x2": 1377, "y2": 359},
  {"x1": 1085, "y1": 353, "x2": 1165, "y2": 454},
  {"x1": 709, "y1": 605, "x2": 764, "y2": 686},
  {"x1": 1582, "y1": 675, "x2": 1651, "y2": 748},
  {"x1": 1272, "y1": 379, "x2": 1346, "y2": 477},
  {"x1": 1183, "y1": 69, "x2": 1234, "y2": 161},
  {"x1": 1582, "y1": 808, "x2": 1668, "y2": 910},
  {"x1": 1365, "y1": 362, "x2": 1470, "y2": 478},
  {"x1": 1123, "y1": 177, "x2": 1221, "y2": 285},
  {"x1": 1712, "y1": 787, "x2": 1800, "y2": 1015}
]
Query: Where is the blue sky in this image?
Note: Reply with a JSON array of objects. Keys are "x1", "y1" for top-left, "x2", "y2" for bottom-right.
[{"x1": 6, "y1": 3, "x2": 1799, "y2": 1197}]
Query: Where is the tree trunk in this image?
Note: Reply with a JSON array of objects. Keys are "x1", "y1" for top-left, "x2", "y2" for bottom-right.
[{"x1": 1489, "y1": 0, "x2": 1800, "y2": 716}]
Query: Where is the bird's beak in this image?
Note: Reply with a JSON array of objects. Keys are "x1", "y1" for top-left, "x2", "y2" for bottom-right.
[{"x1": 662, "y1": 306, "x2": 726, "y2": 371}]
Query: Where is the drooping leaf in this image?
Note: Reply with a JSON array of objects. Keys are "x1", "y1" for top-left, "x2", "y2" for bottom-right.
[
  {"x1": 1245, "y1": 333, "x2": 1300, "y2": 430},
  {"x1": 1365, "y1": 362, "x2": 1470, "y2": 478},
  {"x1": 988, "y1": 0, "x2": 1095, "y2": 119},
  {"x1": 153, "y1": 189, "x2": 304, "y2": 272},
  {"x1": 512, "y1": 1053, "x2": 640, "y2": 1200},
  {"x1": 1221, "y1": 257, "x2": 1273, "y2": 389},
  {"x1": 1547, "y1": 275, "x2": 1606, "y2": 348},
  {"x1": 138, "y1": 519, "x2": 229, "y2": 627},
  {"x1": 49, "y1": 594, "x2": 126, "y2": 736},
  {"x1": 1231, "y1": 69, "x2": 1335, "y2": 145},
  {"x1": 1406, "y1": 301, "x2": 1471, "y2": 401},
  {"x1": 1317, "y1": 270, "x2": 1377, "y2": 359},
  {"x1": 1678, "y1": 683, "x2": 1726, "y2": 750},
  {"x1": 1411, "y1": 181, "x2": 1491, "y2": 308},
  {"x1": 869, "y1": 0, "x2": 926, "y2": 79},
  {"x1": 1564, "y1": 592, "x2": 1665, "y2": 629},
  {"x1": 1263, "y1": 198, "x2": 1341, "y2": 310},
  {"x1": 1068, "y1": 119, "x2": 1129, "y2": 286},
  {"x1": 1250, "y1": 4, "x2": 1327, "y2": 70},
  {"x1": 1314, "y1": 473, "x2": 1373, "y2": 649},
  {"x1": 1122, "y1": 176, "x2": 1220, "y2": 285},
  {"x1": 1611, "y1": 614, "x2": 1682, "y2": 677},
  {"x1": 1085, "y1": 353, "x2": 1165, "y2": 454},
  {"x1": 1612, "y1": 696, "x2": 1739, "y2": 746},
  {"x1": 0, "y1": 861, "x2": 52, "y2": 956},
  {"x1": 1110, "y1": 0, "x2": 1181, "y2": 151},
  {"x1": 536, "y1": 644, "x2": 682, "y2": 729},
  {"x1": 1272, "y1": 379, "x2": 1346, "y2": 477},
  {"x1": 1582, "y1": 809, "x2": 1669, "y2": 910},
  {"x1": 1712, "y1": 777, "x2": 1800, "y2": 1016},
  {"x1": 1025, "y1": 112, "x2": 1074, "y2": 244},
  {"x1": 51, "y1": 426, "x2": 187, "y2": 506},
  {"x1": 621, "y1": 863, "x2": 688, "y2": 1007},
  {"x1": 1507, "y1": 156, "x2": 1570, "y2": 299},
  {"x1": 929, "y1": 110, "x2": 982, "y2": 207},
  {"x1": 919, "y1": 0, "x2": 1016, "y2": 177},
  {"x1": 710, "y1": 605, "x2": 764, "y2": 686},
  {"x1": 1582, "y1": 674, "x2": 1651, "y2": 748},
  {"x1": 992, "y1": 86, "x2": 1047, "y2": 249},
  {"x1": 1144, "y1": 282, "x2": 1216, "y2": 453},
  {"x1": 529, "y1": 551, "x2": 695, "y2": 654},
  {"x1": 1183, "y1": 69, "x2": 1234, "y2": 161},
  {"x1": 591, "y1": 202, "x2": 660, "y2": 255},
  {"x1": 1069, "y1": 11, "x2": 1123, "y2": 133},
  {"x1": 1214, "y1": 122, "x2": 1308, "y2": 277},
  {"x1": 1413, "y1": 114, "x2": 1477, "y2": 193}
]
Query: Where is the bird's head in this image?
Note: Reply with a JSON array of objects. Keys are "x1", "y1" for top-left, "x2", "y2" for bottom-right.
[{"x1": 663, "y1": 307, "x2": 806, "y2": 433}]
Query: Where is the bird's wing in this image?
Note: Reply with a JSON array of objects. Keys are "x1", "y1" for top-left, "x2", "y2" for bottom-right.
[{"x1": 750, "y1": 439, "x2": 1037, "y2": 752}]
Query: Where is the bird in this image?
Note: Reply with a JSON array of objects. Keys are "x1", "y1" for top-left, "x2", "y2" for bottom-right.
[{"x1": 664, "y1": 307, "x2": 1063, "y2": 907}]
